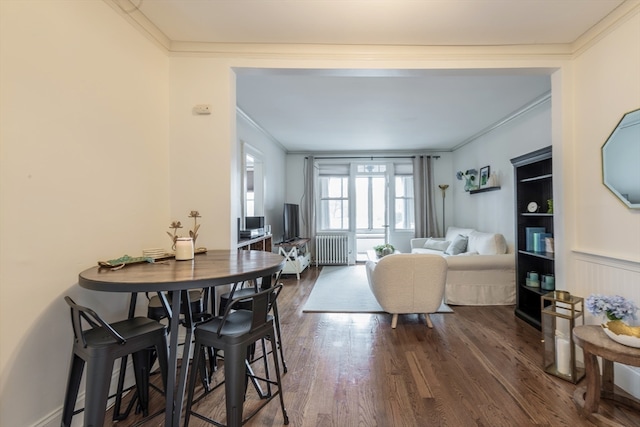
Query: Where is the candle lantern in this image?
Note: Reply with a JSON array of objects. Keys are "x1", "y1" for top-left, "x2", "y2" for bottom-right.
[{"x1": 541, "y1": 290, "x2": 585, "y2": 383}]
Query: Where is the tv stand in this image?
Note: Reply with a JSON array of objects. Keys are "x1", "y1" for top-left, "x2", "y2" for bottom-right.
[{"x1": 275, "y1": 238, "x2": 310, "y2": 280}]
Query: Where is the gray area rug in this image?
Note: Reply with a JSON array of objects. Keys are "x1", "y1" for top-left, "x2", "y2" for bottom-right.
[{"x1": 302, "y1": 265, "x2": 453, "y2": 313}]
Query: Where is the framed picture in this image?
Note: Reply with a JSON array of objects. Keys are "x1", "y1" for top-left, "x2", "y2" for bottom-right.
[{"x1": 479, "y1": 165, "x2": 491, "y2": 188}]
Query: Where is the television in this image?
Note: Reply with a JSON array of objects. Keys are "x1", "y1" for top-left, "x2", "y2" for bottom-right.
[
  {"x1": 283, "y1": 203, "x2": 300, "y2": 242},
  {"x1": 245, "y1": 216, "x2": 265, "y2": 230}
]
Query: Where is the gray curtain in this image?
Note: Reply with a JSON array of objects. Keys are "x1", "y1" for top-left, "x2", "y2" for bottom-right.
[
  {"x1": 413, "y1": 155, "x2": 439, "y2": 238},
  {"x1": 301, "y1": 156, "x2": 316, "y2": 259}
]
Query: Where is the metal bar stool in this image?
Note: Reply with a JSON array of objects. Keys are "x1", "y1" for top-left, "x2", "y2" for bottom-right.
[
  {"x1": 218, "y1": 273, "x2": 287, "y2": 374},
  {"x1": 61, "y1": 296, "x2": 168, "y2": 427},
  {"x1": 146, "y1": 289, "x2": 217, "y2": 390},
  {"x1": 184, "y1": 284, "x2": 289, "y2": 427}
]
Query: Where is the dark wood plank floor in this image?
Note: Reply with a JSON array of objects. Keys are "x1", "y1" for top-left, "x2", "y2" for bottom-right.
[{"x1": 109, "y1": 266, "x2": 640, "y2": 426}]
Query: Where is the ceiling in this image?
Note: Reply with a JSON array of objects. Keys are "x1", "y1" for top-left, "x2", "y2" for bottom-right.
[{"x1": 126, "y1": 0, "x2": 628, "y2": 152}]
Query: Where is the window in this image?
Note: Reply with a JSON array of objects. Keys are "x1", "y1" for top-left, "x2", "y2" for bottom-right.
[
  {"x1": 318, "y1": 175, "x2": 349, "y2": 230},
  {"x1": 316, "y1": 160, "x2": 415, "y2": 234},
  {"x1": 356, "y1": 165, "x2": 386, "y2": 231},
  {"x1": 395, "y1": 175, "x2": 414, "y2": 230}
]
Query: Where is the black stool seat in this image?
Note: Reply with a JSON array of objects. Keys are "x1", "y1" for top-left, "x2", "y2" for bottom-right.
[
  {"x1": 184, "y1": 285, "x2": 289, "y2": 427},
  {"x1": 147, "y1": 289, "x2": 209, "y2": 325},
  {"x1": 62, "y1": 296, "x2": 168, "y2": 427}
]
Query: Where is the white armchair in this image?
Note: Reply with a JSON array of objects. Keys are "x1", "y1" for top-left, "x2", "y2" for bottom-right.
[{"x1": 365, "y1": 254, "x2": 447, "y2": 329}]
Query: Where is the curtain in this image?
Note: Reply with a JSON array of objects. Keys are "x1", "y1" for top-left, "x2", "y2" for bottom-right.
[
  {"x1": 413, "y1": 156, "x2": 439, "y2": 238},
  {"x1": 301, "y1": 156, "x2": 316, "y2": 259}
]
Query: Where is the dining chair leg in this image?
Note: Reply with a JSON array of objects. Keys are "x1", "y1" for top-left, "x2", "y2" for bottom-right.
[
  {"x1": 83, "y1": 357, "x2": 114, "y2": 427},
  {"x1": 61, "y1": 355, "x2": 84, "y2": 427},
  {"x1": 269, "y1": 333, "x2": 289, "y2": 425},
  {"x1": 131, "y1": 350, "x2": 150, "y2": 416},
  {"x1": 183, "y1": 341, "x2": 203, "y2": 427},
  {"x1": 226, "y1": 344, "x2": 248, "y2": 427},
  {"x1": 271, "y1": 300, "x2": 287, "y2": 373}
]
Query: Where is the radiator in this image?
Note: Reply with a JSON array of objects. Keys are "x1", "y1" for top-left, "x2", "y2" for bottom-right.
[{"x1": 315, "y1": 234, "x2": 349, "y2": 266}]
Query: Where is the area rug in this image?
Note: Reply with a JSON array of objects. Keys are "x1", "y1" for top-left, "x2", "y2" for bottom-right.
[{"x1": 302, "y1": 265, "x2": 453, "y2": 313}]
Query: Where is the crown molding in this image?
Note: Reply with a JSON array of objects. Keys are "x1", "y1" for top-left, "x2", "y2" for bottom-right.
[
  {"x1": 167, "y1": 41, "x2": 574, "y2": 61},
  {"x1": 236, "y1": 107, "x2": 288, "y2": 153},
  {"x1": 572, "y1": 1, "x2": 640, "y2": 58},
  {"x1": 103, "y1": 0, "x2": 171, "y2": 50},
  {"x1": 107, "y1": 0, "x2": 638, "y2": 60},
  {"x1": 451, "y1": 91, "x2": 552, "y2": 151}
]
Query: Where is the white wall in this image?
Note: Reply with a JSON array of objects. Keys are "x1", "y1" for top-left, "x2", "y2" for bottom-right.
[
  {"x1": 452, "y1": 98, "x2": 552, "y2": 249},
  {"x1": 571, "y1": 11, "x2": 640, "y2": 263},
  {"x1": 2, "y1": 1, "x2": 639, "y2": 425},
  {"x1": 568, "y1": 9, "x2": 640, "y2": 398},
  {"x1": 237, "y1": 115, "x2": 288, "y2": 241},
  {"x1": 0, "y1": 1, "x2": 170, "y2": 426},
  {"x1": 169, "y1": 58, "x2": 238, "y2": 250}
]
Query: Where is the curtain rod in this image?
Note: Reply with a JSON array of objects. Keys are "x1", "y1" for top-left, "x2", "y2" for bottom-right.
[{"x1": 306, "y1": 155, "x2": 440, "y2": 160}]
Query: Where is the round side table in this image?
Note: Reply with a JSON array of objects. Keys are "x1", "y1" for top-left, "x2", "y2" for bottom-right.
[{"x1": 572, "y1": 325, "x2": 640, "y2": 427}]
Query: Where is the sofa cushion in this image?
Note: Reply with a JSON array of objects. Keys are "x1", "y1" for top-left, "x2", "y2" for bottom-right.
[
  {"x1": 445, "y1": 234, "x2": 468, "y2": 255},
  {"x1": 423, "y1": 238, "x2": 450, "y2": 252},
  {"x1": 445, "y1": 226, "x2": 475, "y2": 242},
  {"x1": 467, "y1": 231, "x2": 508, "y2": 255}
]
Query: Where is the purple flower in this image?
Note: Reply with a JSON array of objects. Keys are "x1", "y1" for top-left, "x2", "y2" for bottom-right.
[{"x1": 586, "y1": 294, "x2": 638, "y2": 322}]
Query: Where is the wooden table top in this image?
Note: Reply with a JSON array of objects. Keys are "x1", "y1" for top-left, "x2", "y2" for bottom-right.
[
  {"x1": 78, "y1": 249, "x2": 285, "y2": 293},
  {"x1": 573, "y1": 325, "x2": 640, "y2": 366}
]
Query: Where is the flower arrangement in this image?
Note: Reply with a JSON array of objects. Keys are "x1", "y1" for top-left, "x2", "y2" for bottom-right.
[
  {"x1": 586, "y1": 294, "x2": 638, "y2": 322},
  {"x1": 167, "y1": 210, "x2": 202, "y2": 250},
  {"x1": 167, "y1": 221, "x2": 183, "y2": 251},
  {"x1": 373, "y1": 243, "x2": 395, "y2": 257},
  {"x1": 456, "y1": 169, "x2": 478, "y2": 181},
  {"x1": 188, "y1": 210, "x2": 201, "y2": 247}
]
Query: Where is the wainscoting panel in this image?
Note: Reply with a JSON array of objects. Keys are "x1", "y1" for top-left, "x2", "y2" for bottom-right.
[{"x1": 573, "y1": 250, "x2": 640, "y2": 399}]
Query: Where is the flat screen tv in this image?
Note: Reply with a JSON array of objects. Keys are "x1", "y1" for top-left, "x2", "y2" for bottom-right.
[
  {"x1": 283, "y1": 203, "x2": 300, "y2": 242},
  {"x1": 245, "y1": 216, "x2": 264, "y2": 230}
]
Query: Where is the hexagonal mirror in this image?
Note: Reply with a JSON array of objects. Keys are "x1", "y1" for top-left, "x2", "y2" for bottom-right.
[{"x1": 602, "y1": 108, "x2": 640, "y2": 209}]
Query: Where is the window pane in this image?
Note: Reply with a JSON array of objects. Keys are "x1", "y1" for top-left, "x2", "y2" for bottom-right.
[
  {"x1": 328, "y1": 200, "x2": 348, "y2": 229},
  {"x1": 394, "y1": 175, "x2": 414, "y2": 230},
  {"x1": 319, "y1": 175, "x2": 349, "y2": 230},
  {"x1": 371, "y1": 177, "x2": 385, "y2": 228},
  {"x1": 356, "y1": 177, "x2": 369, "y2": 229},
  {"x1": 395, "y1": 198, "x2": 415, "y2": 229}
]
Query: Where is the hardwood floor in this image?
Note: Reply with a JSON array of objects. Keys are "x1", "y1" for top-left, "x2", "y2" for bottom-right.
[{"x1": 109, "y1": 266, "x2": 640, "y2": 426}]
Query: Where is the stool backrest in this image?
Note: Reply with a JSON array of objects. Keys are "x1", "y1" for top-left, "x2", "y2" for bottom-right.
[
  {"x1": 64, "y1": 296, "x2": 126, "y2": 347},
  {"x1": 216, "y1": 284, "x2": 283, "y2": 337}
]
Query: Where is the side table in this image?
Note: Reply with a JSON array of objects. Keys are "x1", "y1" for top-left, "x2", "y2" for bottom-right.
[
  {"x1": 572, "y1": 325, "x2": 640, "y2": 427},
  {"x1": 275, "y1": 238, "x2": 311, "y2": 279}
]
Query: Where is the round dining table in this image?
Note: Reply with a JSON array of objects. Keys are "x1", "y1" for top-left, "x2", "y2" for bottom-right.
[{"x1": 78, "y1": 249, "x2": 285, "y2": 427}]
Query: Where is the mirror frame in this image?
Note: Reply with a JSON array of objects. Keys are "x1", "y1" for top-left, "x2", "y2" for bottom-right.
[
  {"x1": 602, "y1": 108, "x2": 640, "y2": 209},
  {"x1": 241, "y1": 142, "x2": 265, "y2": 220}
]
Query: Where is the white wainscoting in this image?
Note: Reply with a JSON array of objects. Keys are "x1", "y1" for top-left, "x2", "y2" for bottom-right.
[{"x1": 573, "y1": 250, "x2": 640, "y2": 399}]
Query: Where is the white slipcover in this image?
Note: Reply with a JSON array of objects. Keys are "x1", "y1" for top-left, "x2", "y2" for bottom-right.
[{"x1": 365, "y1": 254, "x2": 447, "y2": 328}]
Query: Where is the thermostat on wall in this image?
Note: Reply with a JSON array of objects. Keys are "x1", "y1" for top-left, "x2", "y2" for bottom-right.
[{"x1": 194, "y1": 104, "x2": 212, "y2": 114}]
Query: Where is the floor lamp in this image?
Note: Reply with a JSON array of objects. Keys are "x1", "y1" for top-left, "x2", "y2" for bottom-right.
[{"x1": 438, "y1": 184, "x2": 449, "y2": 237}]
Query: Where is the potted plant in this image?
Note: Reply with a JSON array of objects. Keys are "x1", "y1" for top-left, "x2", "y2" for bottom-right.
[{"x1": 373, "y1": 243, "x2": 395, "y2": 257}]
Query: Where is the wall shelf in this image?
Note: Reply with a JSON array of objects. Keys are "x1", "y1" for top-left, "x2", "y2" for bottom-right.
[{"x1": 469, "y1": 186, "x2": 501, "y2": 194}]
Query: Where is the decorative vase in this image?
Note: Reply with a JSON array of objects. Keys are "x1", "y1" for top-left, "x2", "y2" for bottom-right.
[
  {"x1": 601, "y1": 319, "x2": 640, "y2": 348},
  {"x1": 464, "y1": 177, "x2": 473, "y2": 192}
]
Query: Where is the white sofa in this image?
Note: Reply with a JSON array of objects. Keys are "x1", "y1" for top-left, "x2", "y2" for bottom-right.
[
  {"x1": 410, "y1": 226, "x2": 515, "y2": 306},
  {"x1": 365, "y1": 254, "x2": 447, "y2": 329}
]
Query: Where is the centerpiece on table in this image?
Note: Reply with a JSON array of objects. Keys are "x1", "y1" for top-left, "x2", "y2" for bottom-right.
[
  {"x1": 373, "y1": 243, "x2": 395, "y2": 258},
  {"x1": 586, "y1": 294, "x2": 640, "y2": 348}
]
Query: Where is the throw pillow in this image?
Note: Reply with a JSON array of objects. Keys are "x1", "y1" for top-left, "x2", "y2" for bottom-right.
[
  {"x1": 445, "y1": 234, "x2": 469, "y2": 255},
  {"x1": 423, "y1": 238, "x2": 450, "y2": 252}
]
